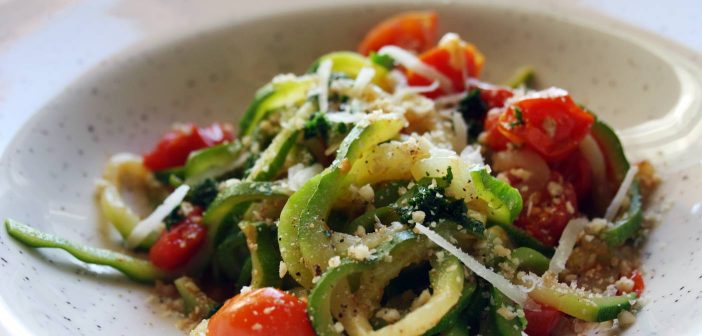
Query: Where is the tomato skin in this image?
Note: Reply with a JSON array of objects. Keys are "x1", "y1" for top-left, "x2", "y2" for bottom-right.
[
  {"x1": 358, "y1": 11, "x2": 438, "y2": 55},
  {"x1": 406, "y1": 42, "x2": 485, "y2": 98},
  {"x1": 149, "y1": 208, "x2": 206, "y2": 270},
  {"x1": 619, "y1": 270, "x2": 645, "y2": 297},
  {"x1": 481, "y1": 109, "x2": 510, "y2": 151},
  {"x1": 497, "y1": 95, "x2": 594, "y2": 162},
  {"x1": 551, "y1": 150, "x2": 592, "y2": 200},
  {"x1": 524, "y1": 305, "x2": 562, "y2": 336},
  {"x1": 511, "y1": 172, "x2": 578, "y2": 247},
  {"x1": 143, "y1": 123, "x2": 233, "y2": 171},
  {"x1": 208, "y1": 288, "x2": 315, "y2": 336},
  {"x1": 631, "y1": 270, "x2": 645, "y2": 297},
  {"x1": 479, "y1": 88, "x2": 513, "y2": 109}
]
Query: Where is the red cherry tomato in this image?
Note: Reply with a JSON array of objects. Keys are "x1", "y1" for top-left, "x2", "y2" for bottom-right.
[
  {"x1": 149, "y1": 207, "x2": 206, "y2": 270},
  {"x1": 524, "y1": 305, "x2": 562, "y2": 336},
  {"x1": 143, "y1": 123, "x2": 233, "y2": 171},
  {"x1": 406, "y1": 40, "x2": 485, "y2": 98},
  {"x1": 479, "y1": 87, "x2": 514, "y2": 109},
  {"x1": 551, "y1": 150, "x2": 592, "y2": 200},
  {"x1": 208, "y1": 288, "x2": 315, "y2": 336},
  {"x1": 631, "y1": 270, "x2": 645, "y2": 297},
  {"x1": 511, "y1": 172, "x2": 579, "y2": 246},
  {"x1": 497, "y1": 94, "x2": 594, "y2": 162},
  {"x1": 358, "y1": 11, "x2": 438, "y2": 55},
  {"x1": 481, "y1": 109, "x2": 510, "y2": 151}
]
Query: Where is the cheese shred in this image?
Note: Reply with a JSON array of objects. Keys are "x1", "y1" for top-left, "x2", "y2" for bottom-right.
[{"x1": 414, "y1": 224, "x2": 528, "y2": 305}]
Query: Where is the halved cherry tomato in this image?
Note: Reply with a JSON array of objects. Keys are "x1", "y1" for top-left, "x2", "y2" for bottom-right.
[
  {"x1": 406, "y1": 38, "x2": 485, "y2": 98},
  {"x1": 551, "y1": 150, "x2": 592, "y2": 200},
  {"x1": 149, "y1": 207, "x2": 206, "y2": 270},
  {"x1": 511, "y1": 172, "x2": 578, "y2": 246},
  {"x1": 358, "y1": 11, "x2": 438, "y2": 55},
  {"x1": 497, "y1": 94, "x2": 594, "y2": 162},
  {"x1": 143, "y1": 123, "x2": 233, "y2": 171},
  {"x1": 524, "y1": 305, "x2": 562, "y2": 336},
  {"x1": 479, "y1": 87, "x2": 513, "y2": 109},
  {"x1": 481, "y1": 109, "x2": 510, "y2": 151},
  {"x1": 208, "y1": 287, "x2": 315, "y2": 336}
]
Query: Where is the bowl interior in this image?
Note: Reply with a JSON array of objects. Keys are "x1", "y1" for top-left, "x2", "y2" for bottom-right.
[{"x1": 1, "y1": 2, "x2": 701, "y2": 335}]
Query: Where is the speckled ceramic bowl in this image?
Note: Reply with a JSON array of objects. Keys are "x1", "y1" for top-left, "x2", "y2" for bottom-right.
[{"x1": 1, "y1": 2, "x2": 701, "y2": 335}]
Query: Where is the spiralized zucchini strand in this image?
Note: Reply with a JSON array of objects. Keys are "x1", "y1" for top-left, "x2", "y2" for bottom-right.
[{"x1": 5, "y1": 219, "x2": 168, "y2": 283}]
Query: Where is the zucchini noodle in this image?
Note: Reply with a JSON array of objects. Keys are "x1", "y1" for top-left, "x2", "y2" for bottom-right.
[{"x1": 96, "y1": 153, "x2": 167, "y2": 248}]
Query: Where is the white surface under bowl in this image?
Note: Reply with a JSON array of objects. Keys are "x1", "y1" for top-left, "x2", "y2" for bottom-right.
[{"x1": 1, "y1": 1, "x2": 701, "y2": 335}]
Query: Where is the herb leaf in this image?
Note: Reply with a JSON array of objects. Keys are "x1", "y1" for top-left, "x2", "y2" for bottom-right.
[
  {"x1": 457, "y1": 89, "x2": 488, "y2": 142},
  {"x1": 369, "y1": 52, "x2": 395, "y2": 70},
  {"x1": 509, "y1": 106, "x2": 524, "y2": 127}
]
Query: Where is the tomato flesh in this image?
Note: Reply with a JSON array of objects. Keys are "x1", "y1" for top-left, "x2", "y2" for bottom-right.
[
  {"x1": 482, "y1": 109, "x2": 510, "y2": 151},
  {"x1": 149, "y1": 207, "x2": 206, "y2": 270},
  {"x1": 497, "y1": 95, "x2": 594, "y2": 162},
  {"x1": 208, "y1": 287, "x2": 315, "y2": 336},
  {"x1": 479, "y1": 87, "x2": 514, "y2": 109},
  {"x1": 406, "y1": 42, "x2": 485, "y2": 98},
  {"x1": 358, "y1": 11, "x2": 438, "y2": 55},
  {"x1": 510, "y1": 172, "x2": 579, "y2": 246},
  {"x1": 618, "y1": 270, "x2": 645, "y2": 297},
  {"x1": 143, "y1": 123, "x2": 233, "y2": 171},
  {"x1": 524, "y1": 305, "x2": 562, "y2": 336}
]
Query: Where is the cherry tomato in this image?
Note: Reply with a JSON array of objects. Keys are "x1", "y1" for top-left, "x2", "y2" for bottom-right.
[
  {"x1": 481, "y1": 109, "x2": 510, "y2": 151},
  {"x1": 406, "y1": 40, "x2": 485, "y2": 98},
  {"x1": 551, "y1": 150, "x2": 592, "y2": 200},
  {"x1": 358, "y1": 11, "x2": 438, "y2": 55},
  {"x1": 621, "y1": 270, "x2": 645, "y2": 297},
  {"x1": 143, "y1": 123, "x2": 233, "y2": 171},
  {"x1": 479, "y1": 87, "x2": 514, "y2": 109},
  {"x1": 524, "y1": 305, "x2": 562, "y2": 336},
  {"x1": 511, "y1": 172, "x2": 578, "y2": 246},
  {"x1": 149, "y1": 207, "x2": 206, "y2": 270},
  {"x1": 631, "y1": 270, "x2": 645, "y2": 297},
  {"x1": 497, "y1": 94, "x2": 594, "y2": 162},
  {"x1": 208, "y1": 287, "x2": 315, "y2": 336}
]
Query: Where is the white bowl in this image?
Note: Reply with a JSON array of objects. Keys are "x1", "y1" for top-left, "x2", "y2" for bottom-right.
[{"x1": 1, "y1": 2, "x2": 701, "y2": 335}]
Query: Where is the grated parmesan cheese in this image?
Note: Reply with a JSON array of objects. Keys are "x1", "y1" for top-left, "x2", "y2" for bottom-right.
[
  {"x1": 411, "y1": 210, "x2": 426, "y2": 224},
  {"x1": 615, "y1": 276, "x2": 635, "y2": 293},
  {"x1": 547, "y1": 181, "x2": 564, "y2": 196},
  {"x1": 496, "y1": 305, "x2": 518, "y2": 320},
  {"x1": 358, "y1": 184, "x2": 375, "y2": 203},
  {"x1": 328, "y1": 256, "x2": 341, "y2": 268},
  {"x1": 333, "y1": 322, "x2": 345, "y2": 333},
  {"x1": 348, "y1": 244, "x2": 371, "y2": 260}
]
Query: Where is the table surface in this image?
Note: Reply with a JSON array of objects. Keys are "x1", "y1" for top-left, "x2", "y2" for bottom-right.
[{"x1": 0, "y1": 0, "x2": 700, "y2": 153}]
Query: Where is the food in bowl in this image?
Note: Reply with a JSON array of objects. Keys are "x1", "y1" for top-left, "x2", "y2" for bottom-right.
[{"x1": 5, "y1": 11, "x2": 658, "y2": 336}]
